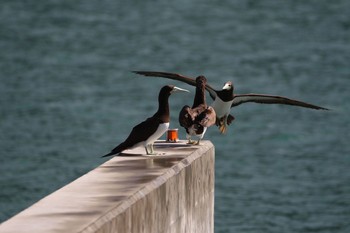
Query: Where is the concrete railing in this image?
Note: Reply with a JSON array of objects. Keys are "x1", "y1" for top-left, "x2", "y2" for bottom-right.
[{"x1": 0, "y1": 140, "x2": 215, "y2": 233}]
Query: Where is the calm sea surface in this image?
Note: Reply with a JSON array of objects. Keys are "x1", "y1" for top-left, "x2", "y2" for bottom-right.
[{"x1": 1, "y1": 1, "x2": 349, "y2": 232}]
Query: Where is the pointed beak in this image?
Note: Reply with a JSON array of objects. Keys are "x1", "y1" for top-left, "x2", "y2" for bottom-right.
[
  {"x1": 172, "y1": 86, "x2": 190, "y2": 93},
  {"x1": 222, "y1": 82, "x2": 232, "y2": 90}
]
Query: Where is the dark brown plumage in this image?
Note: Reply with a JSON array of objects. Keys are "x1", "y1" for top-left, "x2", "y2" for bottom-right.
[
  {"x1": 133, "y1": 71, "x2": 329, "y2": 134},
  {"x1": 178, "y1": 76, "x2": 216, "y2": 144},
  {"x1": 102, "y1": 85, "x2": 189, "y2": 157}
]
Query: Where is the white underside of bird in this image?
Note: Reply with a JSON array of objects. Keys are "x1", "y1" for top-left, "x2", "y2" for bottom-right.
[
  {"x1": 132, "y1": 122, "x2": 169, "y2": 154},
  {"x1": 211, "y1": 97, "x2": 234, "y2": 133},
  {"x1": 186, "y1": 126, "x2": 207, "y2": 144},
  {"x1": 211, "y1": 97, "x2": 234, "y2": 118}
]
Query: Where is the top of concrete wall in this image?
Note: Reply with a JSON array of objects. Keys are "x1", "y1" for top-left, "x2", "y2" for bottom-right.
[{"x1": 0, "y1": 140, "x2": 214, "y2": 233}]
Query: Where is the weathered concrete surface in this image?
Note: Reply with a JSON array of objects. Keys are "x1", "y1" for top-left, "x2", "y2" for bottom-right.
[{"x1": 0, "y1": 140, "x2": 215, "y2": 233}]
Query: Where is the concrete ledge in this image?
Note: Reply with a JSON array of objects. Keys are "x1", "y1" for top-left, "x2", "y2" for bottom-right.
[{"x1": 0, "y1": 140, "x2": 215, "y2": 233}]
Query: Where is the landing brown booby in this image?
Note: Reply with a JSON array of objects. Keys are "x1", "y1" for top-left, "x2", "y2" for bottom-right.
[
  {"x1": 133, "y1": 71, "x2": 329, "y2": 134},
  {"x1": 179, "y1": 75, "x2": 216, "y2": 145},
  {"x1": 102, "y1": 85, "x2": 189, "y2": 157}
]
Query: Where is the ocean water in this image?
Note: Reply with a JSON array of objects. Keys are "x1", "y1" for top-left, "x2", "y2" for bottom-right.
[{"x1": 1, "y1": 0, "x2": 349, "y2": 232}]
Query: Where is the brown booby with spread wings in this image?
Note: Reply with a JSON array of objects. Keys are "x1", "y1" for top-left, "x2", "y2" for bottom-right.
[{"x1": 133, "y1": 71, "x2": 328, "y2": 134}]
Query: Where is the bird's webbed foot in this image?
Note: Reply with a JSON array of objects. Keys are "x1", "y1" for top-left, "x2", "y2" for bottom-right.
[
  {"x1": 217, "y1": 116, "x2": 228, "y2": 134},
  {"x1": 145, "y1": 144, "x2": 157, "y2": 155},
  {"x1": 145, "y1": 144, "x2": 166, "y2": 156},
  {"x1": 194, "y1": 139, "x2": 201, "y2": 145}
]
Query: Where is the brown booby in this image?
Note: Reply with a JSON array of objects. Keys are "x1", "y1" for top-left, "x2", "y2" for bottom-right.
[
  {"x1": 102, "y1": 85, "x2": 189, "y2": 157},
  {"x1": 133, "y1": 71, "x2": 329, "y2": 134},
  {"x1": 179, "y1": 75, "x2": 216, "y2": 144}
]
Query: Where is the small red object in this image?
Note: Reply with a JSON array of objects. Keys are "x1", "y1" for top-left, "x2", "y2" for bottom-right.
[{"x1": 166, "y1": 129, "x2": 178, "y2": 142}]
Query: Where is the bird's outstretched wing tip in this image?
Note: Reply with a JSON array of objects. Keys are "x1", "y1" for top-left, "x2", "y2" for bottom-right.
[
  {"x1": 320, "y1": 105, "x2": 330, "y2": 110},
  {"x1": 132, "y1": 70, "x2": 146, "y2": 75}
]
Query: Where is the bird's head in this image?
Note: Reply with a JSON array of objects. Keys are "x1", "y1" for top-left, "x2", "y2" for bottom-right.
[
  {"x1": 161, "y1": 85, "x2": 189, "y2": 96},
  {"x1": 195, "y1": 75, "x2": 207, "y2": 87},
  {"x1": 222, "y1": 81, "x2": 234, "y2": 91}
]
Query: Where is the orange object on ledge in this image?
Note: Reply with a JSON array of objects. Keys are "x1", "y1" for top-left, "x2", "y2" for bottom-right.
[{"x1": 166, "y1": 129, "x2": 178, "y2": 142}]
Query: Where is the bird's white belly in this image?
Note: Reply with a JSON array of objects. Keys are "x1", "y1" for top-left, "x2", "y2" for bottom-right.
[
  {"x1": 211, "y1": 98, "x2": 233, "y2": 118},
  {"x1": 145, "y1": 122, "x2": 169, "y2": 145},
  {"x1": 188, "y1": 126, "x2": 207, "y2": 138}
]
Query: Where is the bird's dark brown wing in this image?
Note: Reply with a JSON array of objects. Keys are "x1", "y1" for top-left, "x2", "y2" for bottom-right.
[
  {"x1": 232, "y1": 94, "x2": 329, "y2": 110},
  {"x1": 179, "y1": 105, "x2": 195, "y2": 128},
  {"x1": 196, "y1": 106, "x2": 217, "y2": 127},
  {"x1": 133, "y1": 71, "x2": 217, "y2": 100},
  {"x1": 104, "y1": 117, "x2": 161, "y2": 157},
  {"x1": 122, "y1": 117, "x2": 162, "y2": 146}
]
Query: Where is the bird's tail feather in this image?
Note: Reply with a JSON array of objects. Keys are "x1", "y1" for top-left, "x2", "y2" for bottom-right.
[
  {"x1": 101, "y1": 152, "x2": 115, "y2": 158},
  {"x1": 101, "y1": 143, "x2": 127, "y2": 158}
]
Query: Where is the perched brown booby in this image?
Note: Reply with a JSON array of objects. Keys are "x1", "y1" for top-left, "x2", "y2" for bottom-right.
[
  {"x1": 179, "y1": 75, "x2": 216, "y2": 145},
  {"x1": 133, "y1": 71, "x2": 329, "y2": 134},
  {"x1": 102, "y1": 85, "x2": 189, "y2": 157}
]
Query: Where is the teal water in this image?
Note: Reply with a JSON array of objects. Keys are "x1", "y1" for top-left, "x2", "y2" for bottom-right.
[{"x1": 1, "y1": 1, "x2": 350, "y2": 232}]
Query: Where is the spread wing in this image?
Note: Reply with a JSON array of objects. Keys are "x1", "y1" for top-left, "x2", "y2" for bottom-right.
[
  {"x1": 133, "y1": 71, "x2": 217, "y2": 100},
  {"x1": 133, "y1": 71, "x2": 329, "y2": 110},
  {"x1": 232, "y1": 94, "x2": 329, "y2": 110}
]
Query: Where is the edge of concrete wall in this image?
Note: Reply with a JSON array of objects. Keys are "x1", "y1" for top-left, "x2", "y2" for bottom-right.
[{"x1": 0, "y1": 140, "x2": 215, "y2": 233}]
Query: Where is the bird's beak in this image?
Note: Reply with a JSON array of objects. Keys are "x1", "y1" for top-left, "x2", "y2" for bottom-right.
[
  {"x1": 172, "y1": 86, "x2": 190, "y2": 93},
  {"x1": 222, "y1": 82, "x2": 232, "y2": 90}
]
